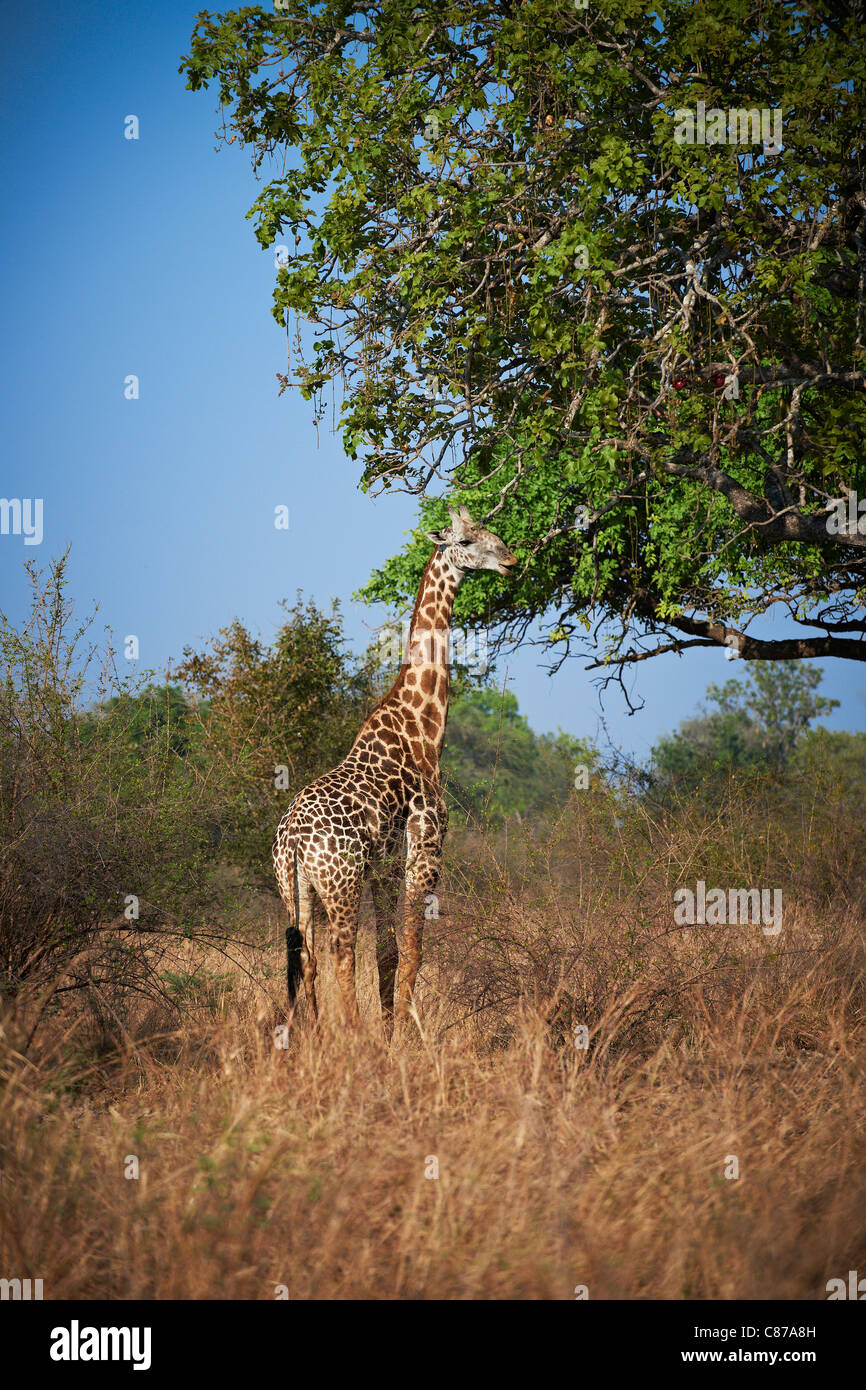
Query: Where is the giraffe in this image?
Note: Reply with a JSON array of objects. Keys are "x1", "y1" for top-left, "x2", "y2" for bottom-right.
[{"x1": 272, "y1": 505, "x2": 517, "y2": 1034}]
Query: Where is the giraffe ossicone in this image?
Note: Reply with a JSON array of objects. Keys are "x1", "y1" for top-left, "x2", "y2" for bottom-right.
[{"x1": 272, "y1": 504, "x2": 517, "y2": 1034}]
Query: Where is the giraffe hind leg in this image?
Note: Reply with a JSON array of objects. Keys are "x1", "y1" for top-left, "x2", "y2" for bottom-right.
[
  {"x1": 284, "y1": 855, "x2": 318, "y2": 1026},
  {"x1": 318, "y1": 884, "x2": 363, "y2": 1026},
  {"x1": 286, "y1": 923, "x2": 303, "y2": 1006},
  {"x1": 370, "y1": 857, "x2": 402, "y2": 1038}
]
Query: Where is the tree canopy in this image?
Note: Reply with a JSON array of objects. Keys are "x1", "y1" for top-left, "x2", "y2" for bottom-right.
[{"x1": 183, "y1": 1, "x2": 866, "y2": 679}]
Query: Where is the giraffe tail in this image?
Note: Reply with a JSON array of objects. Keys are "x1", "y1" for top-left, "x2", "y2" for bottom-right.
[{"x1": 286, "y1": 845, "x2": 304, "y2": 1007}]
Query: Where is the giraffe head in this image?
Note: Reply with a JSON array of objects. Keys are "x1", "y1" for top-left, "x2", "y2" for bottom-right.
[{"x1": 426, "y1": 505, "x2": 518, "y2": 576}]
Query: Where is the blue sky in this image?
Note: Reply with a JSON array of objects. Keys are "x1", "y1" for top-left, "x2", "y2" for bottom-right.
[{"x1": 1, "y1": 1, "x2": 863, "y2": 763}]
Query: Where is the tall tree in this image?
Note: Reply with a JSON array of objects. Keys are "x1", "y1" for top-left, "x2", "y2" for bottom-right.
[{"x1": 184, "y1": 1, "x2": 866, "y2": 681}]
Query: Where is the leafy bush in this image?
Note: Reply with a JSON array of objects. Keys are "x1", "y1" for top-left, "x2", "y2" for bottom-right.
[
  {"x1": 172, "y1": 596, "x2": 379, "y2": 883},
  {"x1": 0, "y1": 557, "x2": 230, "y2": 1046}
]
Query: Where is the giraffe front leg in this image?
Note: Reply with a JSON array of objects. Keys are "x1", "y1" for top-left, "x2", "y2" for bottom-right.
[{"x1": 396, "y1": 823, "x2": 442, "y2": 1022}]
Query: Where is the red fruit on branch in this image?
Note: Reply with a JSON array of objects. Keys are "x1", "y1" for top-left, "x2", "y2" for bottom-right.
[
  {"x1": 711, "y1": 370, "x2": 727, "y2": 388},
  {"x1": 672, "y1": 374, "x2": 689, "y2": 392}
]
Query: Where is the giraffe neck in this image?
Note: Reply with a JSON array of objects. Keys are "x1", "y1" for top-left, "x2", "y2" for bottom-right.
[{"x1": 383, "y1": 549, "x2": 463, "y2": 761}]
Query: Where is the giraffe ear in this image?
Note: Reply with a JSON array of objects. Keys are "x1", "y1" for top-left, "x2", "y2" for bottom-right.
[{"x1": 426, "y1": 529, "x2": 447, "y2": 545}]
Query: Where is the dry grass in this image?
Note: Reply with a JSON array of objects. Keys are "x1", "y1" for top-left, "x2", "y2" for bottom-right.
[{"x1": 1, "y1": 789, "x2": 865, "y2": 1300}]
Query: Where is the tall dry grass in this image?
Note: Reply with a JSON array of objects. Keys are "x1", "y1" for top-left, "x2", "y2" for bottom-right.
[{"x1": 1, "y1": 775, "x2": 865, "y2": 1300}]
